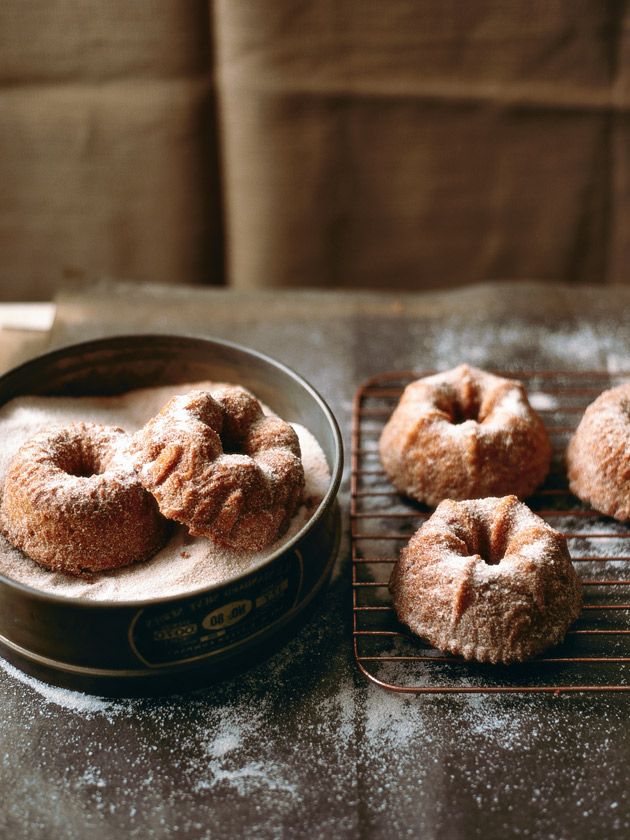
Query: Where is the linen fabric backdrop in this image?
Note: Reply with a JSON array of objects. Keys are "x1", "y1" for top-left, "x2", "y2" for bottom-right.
[{"x1": 1, "y1": 1, "x2": 629, "y2": 300}]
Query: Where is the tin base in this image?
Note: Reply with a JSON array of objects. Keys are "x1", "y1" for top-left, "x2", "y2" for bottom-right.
[
  {"x1": 0, "y1": 335, "x2": 343, "y2": 697},
  {"x1": 0, "y1": 504, "x2": 341, "y2": 698}
]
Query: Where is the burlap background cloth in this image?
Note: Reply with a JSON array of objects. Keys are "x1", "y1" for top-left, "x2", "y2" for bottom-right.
[{"x1": 1, "y1": 2, "x2": 630, "y2": 298}]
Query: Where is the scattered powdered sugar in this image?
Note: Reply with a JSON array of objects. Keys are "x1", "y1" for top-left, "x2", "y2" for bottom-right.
[
  {"x1": 191, "y1": 701, "x2": 300, "y2": 799},
  {"x1": 2, "y1": 630, "x2": 628, "y2": 839},
  {"x1": 528, "y1": 391, "x2": 559, "y2": 411},
  {"x1": 0, "y1": 570, "x2": 361, "y2": 839},
  {"x1": 0, "y1": 382, "x2": 331, "y2": 601},
  {"x1": 491, "y1": 386, "x2": 529, "y2": 419},
  {"x1": 441, "y1": 418, "x2": 481, "y2": 439},
  {"x1": 405, "y1": 312, "x2": 630, "y2": 378},
  {"x1": 5, "y1": 302, "x2": 630, "y2": 839},
  {"x1": 0, "y1": 658, "x2": 118, "y2": 717},
  {"x1": 1, "y1": 506, "x2": 628, "y2": 840},
  {"x1": 361, "y1": 683, "x2": 630, "y2": 836}
]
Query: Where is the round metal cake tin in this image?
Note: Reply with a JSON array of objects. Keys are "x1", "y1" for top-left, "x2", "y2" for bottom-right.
[{"x1": 0, "y1": 334, "x2": 343, "y2": 696}]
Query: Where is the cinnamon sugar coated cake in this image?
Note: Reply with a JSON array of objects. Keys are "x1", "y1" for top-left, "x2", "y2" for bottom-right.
[
  {"x1": 130, "y1": 386, "x2": 304, "y2": 552},
  {"x1": 0, "y1": 422, "x2": 170, "y2": 576},
  {"x1": 379, "y1": 364, "x2": 552, "y2": 506},
  {"x1": 0, "y1": 382, "x2": 331, "y2": 601},
  {"x1": 389, "y1": 496, "x2": 582, "y2": 664},
  {"x1": 566, "y1": 381, "x2": 630, "y2": 521}
]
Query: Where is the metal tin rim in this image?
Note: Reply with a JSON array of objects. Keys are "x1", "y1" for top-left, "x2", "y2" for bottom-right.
[{"x1": 0, "y1": 333, "x2": 344, "y2": 610}]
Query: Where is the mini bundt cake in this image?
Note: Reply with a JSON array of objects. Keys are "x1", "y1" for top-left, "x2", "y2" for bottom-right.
[
  {"x1": 130, "y1": 387, "x2": 305, "y2": 551},
  {"x1": 566, "y1": 382, "x2": 630, "y2": 521},
  {"x1": 389, "y1": 495, "x2": 582, "y2": 664},
  {"x1": 0, "y1": 422, "x2": 170, "y2": 576},
  {"x1": 379, "y1": 364, "x2": 552, "y2": 507}
]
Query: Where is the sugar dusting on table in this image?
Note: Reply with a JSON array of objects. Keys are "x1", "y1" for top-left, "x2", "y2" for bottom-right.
[
  {"x1": 0, "y1": 382, "x2": 331, "y2": 601},
  {"x1": 3, "y1": 314, "x2": 630, "y2": 838},
  {"x1": 0, "y1": 586, "x2": 361, "y2": 837},
  {"x1": 3, "y1": 628, "x2": 627, "y2": 840}
]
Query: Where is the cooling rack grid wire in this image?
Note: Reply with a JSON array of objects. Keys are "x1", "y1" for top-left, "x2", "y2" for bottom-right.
[{"x1": 351, "y1": 370, "x2": 630, "y2": 694}]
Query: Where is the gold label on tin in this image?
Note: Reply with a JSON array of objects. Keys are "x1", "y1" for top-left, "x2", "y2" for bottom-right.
[{"x1": 128, "y1": 552, "x2": 303, "y2": 668}]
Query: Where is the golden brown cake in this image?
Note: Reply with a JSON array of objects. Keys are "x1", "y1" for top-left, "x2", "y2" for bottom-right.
[
  {"x1": 0, "y1": 422, "x2": 169, "y2": 576},
  {"x1": 130, "y1": 387, "x2": 305, "y2": 551},
  {"x1": 389, "y1": 495, "x2": 582, "y2": 664},
  {"x1": 566, "y1": 382, "x2": 630, "y2": 521},
  {"x1": 379, "y1": 364, "x2": 552, "y2": 507}
]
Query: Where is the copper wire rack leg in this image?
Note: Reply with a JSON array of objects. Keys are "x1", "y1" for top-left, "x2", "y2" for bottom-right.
[{"x1": 351, "y1": 369, "x2": 630, "y2": 695}]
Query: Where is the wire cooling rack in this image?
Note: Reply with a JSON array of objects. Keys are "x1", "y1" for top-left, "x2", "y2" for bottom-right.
[{"x1": 351, "y1": 370, "x2": 630, "y2": 694}]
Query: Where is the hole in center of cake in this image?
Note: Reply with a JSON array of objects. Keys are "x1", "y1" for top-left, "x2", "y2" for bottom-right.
[
  {"x1": 474, "y1": 529, "x2": 502, "y2": 565},
  {"x1": 63, "y1": 445, "x2": 106, "y2": 479},
  {"x1": 450, "y1": 397, "x2": 481, "y2": 425},
  {"x1": 66, "y1": 460, "x2": 103, "y2": 478}
]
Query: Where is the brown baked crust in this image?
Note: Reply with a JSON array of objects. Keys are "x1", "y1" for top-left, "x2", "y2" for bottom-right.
[
  {"x1": 389, "y1": 495, "x2": 582, "y2": 664},
  {"x1": 0, "y1": 422, "x2": 169, "y2": 576},
  {"x1": 130, "y1": 387, "x2": 305, "y2": 551},
  {"x1": 379, "y1": 364, "x2": 552, "y2": 507},
  {"x1": 566, "y1": 382, "x2": 630, "y2": 521}
]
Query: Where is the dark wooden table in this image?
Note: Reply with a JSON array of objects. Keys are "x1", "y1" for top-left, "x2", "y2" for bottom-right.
[{"x1": 1, "y1": 279, "x2": 630, "y2": 840}]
